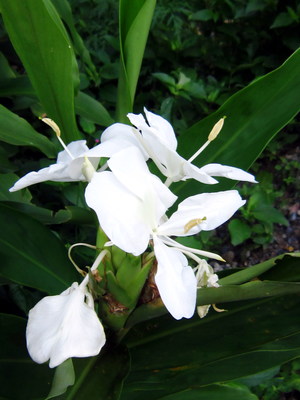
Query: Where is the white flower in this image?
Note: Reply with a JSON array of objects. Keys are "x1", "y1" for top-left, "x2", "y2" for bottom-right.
[
  {"x1": 94, "y1": 108, "x2": 256, "y2": 186},
  {"x1": 85, "y1": 147, "x2": 245, "y2": 319},
  {"x1": 10, "y1": 118, "x2": 100, "y2": 192},
  {"x1": 26, "y1": 278, "x2": 106, "y2": 368},
  {"x1": 195, "y1": 259, "x2": 220, "y2": 319}
]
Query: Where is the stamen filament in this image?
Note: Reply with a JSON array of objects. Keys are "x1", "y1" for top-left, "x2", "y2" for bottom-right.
[
  {"x1": 160, "y1": 236, "x2": 225, "y2": 261},
  {"x1": 41, "y1": 117, "x2": 75, "y2": 160},
  {"x1": 188, "y1": 117, "x2": 226, "y2": 163}
]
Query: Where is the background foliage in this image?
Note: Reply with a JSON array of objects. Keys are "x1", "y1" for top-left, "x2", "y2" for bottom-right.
[{"x1": 0, "y1": 0, "x2": 299, "y2": 399}]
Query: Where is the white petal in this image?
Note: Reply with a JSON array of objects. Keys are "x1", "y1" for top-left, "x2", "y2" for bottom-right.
[
  {"x1": 9, "y1": 140, "x2": 95, "y2": 191},
  {"x1": 144, "y1": 108, "x2": 177, "y2": 150},
  {"x1": 85, "y1": 171, "x2": 151, "y2": 255},
  {"x1": 87, "y1": 123, "x2": 148, "y2": 160},
  {"x1": 158, "y1": 190, "x2": 245, "y2": 236},
  {"x1": 108, "y1": 147, "x2": 177, "y2": 210},
  {"x1": 153, "y1": 238, "x2": 197, "y2": 320},
  {"x1": 26, "y1": 283, "x2": 106, "y2": 368},
  {"x1": 200, "y1": 163, "x2": 257, "y2": 183},
  {"x1": 183, "y1": 162, "x2": 219, "y2": 184},
  {"x1": 57, "y1": 140, "x2": 89, "y2": 163},
  {"x1": 9, "y1": 163, "x2": 70, "y2": 192}
]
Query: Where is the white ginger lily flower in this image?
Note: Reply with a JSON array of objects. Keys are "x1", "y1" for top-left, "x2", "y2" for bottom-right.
[
  {"x1": 92, "y1": 108, "x2": 256, "y2": 186},
  {"x1": 26, "y1": 251, "x2": 107, "y2": 368},
  {"x1": 10, "y1": 118, "x2": 100, "y2": 192},
  {"x1": 85, "y1": 147, "x2": 245, "y2": 320}
]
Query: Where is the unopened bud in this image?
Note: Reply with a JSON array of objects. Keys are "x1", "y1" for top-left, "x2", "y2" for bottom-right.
[
  {"x1": 208, "y1": 116, "x2": 226, "y2": 142},
  {"x1": 82, "y1": 156, "x2": 96, "y2": 182},
  {"x1": 41, "y1": 118, "x2": 61, "y2": 137}
]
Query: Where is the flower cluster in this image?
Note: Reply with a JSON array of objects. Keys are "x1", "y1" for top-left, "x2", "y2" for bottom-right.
[{"x1": 11, "y1": 110, "x2": 255, "y2": 367}]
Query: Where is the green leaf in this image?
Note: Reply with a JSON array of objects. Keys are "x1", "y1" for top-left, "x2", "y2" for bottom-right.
[
  {"x1": 75, "y1": 91, "x2": 114, "y2": 128},
  {"x1": 151, "y1": 383, "x2": 258, "y2": 400},
  {"x1": 219, "y1": 253, "x2": 300, "y2": 285},
  {"x1": 0, "y1": 173, "x2": 32, "y2": 203},
  {"x1": 175, "y1": 49, "x2": 300, "y2": 199},
  {"x1": 122, "y1": 294, "x2": 300, "y2": 399},
  {"x1": 117, "y1": 0, "x2": 156, "y2": 121},
  {"x1": 252, "y1": 205, "x2": 289, "y2": 225},
  {"x1": 228, "y1": 219, "x2": 252, "y2": 245},
  {"x1": 126, "y1": 253, "x2": 300, "y2": 327},
  {"x1": 0, "y1": 203, "x2": 77, "y2": 294},
  {"x1": 60, "y1": 346, "x2": 130, "y2": 400},
  {"x1": 270, "y1": 12, "x2": 294, "y2": 28},
  {"x1": 51, "y1": 0, "x2": 99, "y2": 83},
  {"x1": 46, "y1": 359, "x2": 75, "y2": 399},
  {"x1": 0, "y1": 105, "x2": 56, "y2": 157},
  {"x1": 190, "y1": 9, "x2": 217, "y2": 22},
  {"x1": 0, "y1": 0, "x2": 80, "y2": 142},
  {"x1": 0, "y1": 313, "x2": 54, "y2": 400}
]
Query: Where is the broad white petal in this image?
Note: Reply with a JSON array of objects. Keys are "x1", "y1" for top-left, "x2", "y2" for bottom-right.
[
  {"x1": 153, "y1": 238, "x2": 197, "y2": 320},
  {"x1": 158, "y1": 190, "x2": 245, "y2": 236},
  {"x1": 57, "y1": 140, "x2": 89, "y2": 163},
  {"x1": 144, "y1": 108, "x2": 177, "y2": 150},
  {"x1": 87, "y1": 123, "x2": 148, "y2": 160},
  {"x1": 26, "y1": 283, "x2": 105, "y2": 368},
  {"x1": 108, "y1": 147, "x2": 177, "y2": 212},
  {"x1": 85, "y1": 171, "x2": 150, "y2": 255},
  {"x1": 200, "y1": 163, "x2": 257, "y2": 183}
]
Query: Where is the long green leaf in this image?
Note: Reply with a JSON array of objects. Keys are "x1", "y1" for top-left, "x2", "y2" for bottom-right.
[
  {"x1": 59, "y1": 346, "x2": 130, "y2": 400},
  {"x1": 75, "y1": 92, "x2": 114, "y2": 128},
  {"x1": 0, "y1": 314, "x2": 54, "y2": 400},
  {"x1": 219, "y1": 252, "x2": 300, "y2": 285},
  {"x1": 0, "y1": 105, "x2": 56, "y2": 157},
  {"x1": 125, "y1": 253, "x2": 300, "y2": 327},
  {"x1": 51, "y1": 0, "x2": 99, "y2": 83},
  {"x1": 117, "y1": 0, "x2": 156, "y2": 121},
  {"x1": 175, "y1": 48, "x2": 300, "y2": 199},
  {"x1": 122, "y1": 294, "x2": 300, "y2": 399},
  {"x1": 0, "y1": 0, "x2": 80, "y2": 142},
  {"x1": 0, "y1": 203, "x2": 77, "y2": 294}
]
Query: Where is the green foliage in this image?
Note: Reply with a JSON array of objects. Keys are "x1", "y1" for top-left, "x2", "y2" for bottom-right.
[
  {"x1": 0, "y1": 0, "x2": 299, "y2": 398},
  {"x1": 0, "y1": 0, "x2": 80, "y2": 142}
]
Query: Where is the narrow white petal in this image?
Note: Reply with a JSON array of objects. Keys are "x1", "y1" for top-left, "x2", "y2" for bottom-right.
[
  {"x1": 10, "y1": 140, "x2": 94, "y2": 191},
  {"x1": 85, "y1": 171, "x2": 150, "y2": 255},
  {"x1": 183, "y1": 162, "x2": 219, "y2": 184},
  {"x1": 26, "y1": 283, "x2": 106, "y2": 368},
  {"x1": 9, "y1": 163, "x2": 70, "y2": 192},
  {"x1": 158, "y1": 190, "x2": 245, "y2": 236},
  {"x1": 200, "y1": 163, "x2": 257, "y2": 183},
  {"x1": 153, "y1": 238, "x2": 197, "y2": 320}
]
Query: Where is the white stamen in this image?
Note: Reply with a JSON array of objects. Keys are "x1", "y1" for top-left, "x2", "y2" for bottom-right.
[
  {"x1": 41, "y1": 117, "x2": 75, "y2": 160},
  {"x1": 188, "y1": 117, "x2": 226, "y2": 163}
]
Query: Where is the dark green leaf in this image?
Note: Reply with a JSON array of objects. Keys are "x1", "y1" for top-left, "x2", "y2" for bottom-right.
[
  {"x1": 60, "y1": 346, "x2": 130, "y2": 400},
  {"x1": 122, "y1": 294, "x2": 300, "y2": 399},
  {"x1": 0, "y1": 313, "x2": 54, "y2": 400},
  {"x1": 0, "y1": 105, "x2": 56, "y2": 157},
  {"x1": 175, "y1": 49, "x2": 300, "y2": 199},
  {"x1": 0, "y1": 203, "x2": 77, "y2": 294},
  {"x1": 75, "y1": 92, "x2": 114, "y2": 128},
  {"x1": 0, "y1": 0, "x2": 80, "y2": 142}
]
